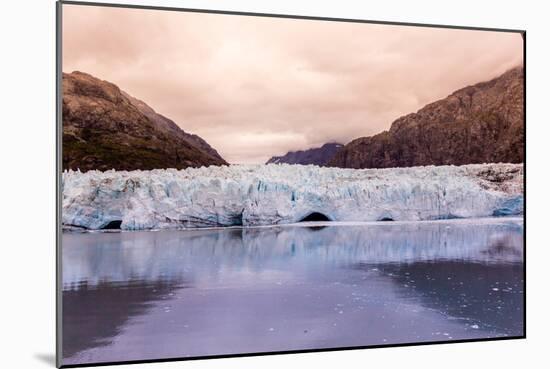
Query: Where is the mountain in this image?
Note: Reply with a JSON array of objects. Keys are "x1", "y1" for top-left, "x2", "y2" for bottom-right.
[
  {"x1": 266, "y1": 143, "x2": 343, "y2": 166},
  {"x1": 62, "y1": 71, "x2": 227, "y2": 171},
  {"x1": 328, "y1": 67, "x2": 524, "y2": 169}
]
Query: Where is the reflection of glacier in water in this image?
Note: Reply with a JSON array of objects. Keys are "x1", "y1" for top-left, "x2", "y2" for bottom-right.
[{"x1": 62, "y1": 217, "x2": 524, "y2": 365}]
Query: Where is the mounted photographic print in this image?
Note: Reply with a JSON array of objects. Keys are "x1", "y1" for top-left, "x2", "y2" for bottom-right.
[{"x1": 56, "y1": 1, "x2": 525, "y2": 367}]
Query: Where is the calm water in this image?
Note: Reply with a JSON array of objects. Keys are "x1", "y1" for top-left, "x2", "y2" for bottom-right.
[{"x1": 62, "y1": 217, "x2": 524, "y2": 365}]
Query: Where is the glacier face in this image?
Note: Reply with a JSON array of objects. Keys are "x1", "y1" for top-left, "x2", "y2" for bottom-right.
[{"x1": 62, "y1": 163, "x2": 524, "y2": 231}]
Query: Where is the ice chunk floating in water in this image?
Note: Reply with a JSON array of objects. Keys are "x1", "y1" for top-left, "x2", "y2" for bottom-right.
[{"x1": 62, "y1": 163, "x2": 523, "y2": 230}]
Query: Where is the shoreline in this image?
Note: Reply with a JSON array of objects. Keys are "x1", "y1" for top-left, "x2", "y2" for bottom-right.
[{"x1": 62, "y1": 215, "x2": 524, "y2": 234}]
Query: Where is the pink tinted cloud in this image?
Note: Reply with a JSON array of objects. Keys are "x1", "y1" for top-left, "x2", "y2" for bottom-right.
[{"x1": 63, "y1": 5, "x2": 523, "y2": 164}]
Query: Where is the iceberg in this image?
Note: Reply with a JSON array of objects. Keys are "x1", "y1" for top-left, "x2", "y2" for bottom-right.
[{"x1": 62, "y1": 163, "x2": 523, "y2": 230}]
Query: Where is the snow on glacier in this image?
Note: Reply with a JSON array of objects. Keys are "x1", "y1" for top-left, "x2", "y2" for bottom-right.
[{"x1": 61, "y1": 163, "x2": 523, "y2": 230}]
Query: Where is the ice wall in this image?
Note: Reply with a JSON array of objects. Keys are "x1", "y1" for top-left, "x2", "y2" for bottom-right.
[{"x1": 62, "y1": 163, "x2": 523, "y2": 230}]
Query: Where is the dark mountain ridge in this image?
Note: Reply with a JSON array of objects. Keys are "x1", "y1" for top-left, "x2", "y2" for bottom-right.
[
  {"x1": 328, "y1": 67, "x2": 524, "y2": 169},
  {"x1": 62, "y1": 71, "x2": 227, "y2": 171},
  {"x1": 266, "y1": 142, "x2": 343, "y2": 166}
]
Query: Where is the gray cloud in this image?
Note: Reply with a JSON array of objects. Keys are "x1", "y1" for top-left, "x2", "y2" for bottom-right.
[{"x1": 63, "y1": 5, "x2": 523, "y2": 164}]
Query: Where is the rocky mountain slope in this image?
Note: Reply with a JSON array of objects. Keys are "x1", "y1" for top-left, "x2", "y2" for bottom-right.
[
  {"x1": 329, "y1": 67, "x2": 524, "y2": 169},
  {"x1": 266, "y1": 143, "x2": 343, "y2": 166},
  {"x1": 62, "y1": 71, "x2": 227, "y2": 171}
]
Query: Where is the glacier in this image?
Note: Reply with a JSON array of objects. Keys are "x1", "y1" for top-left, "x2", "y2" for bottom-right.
[{"x1": 61, "y1": 163, "x2": 524, "y2": 231}]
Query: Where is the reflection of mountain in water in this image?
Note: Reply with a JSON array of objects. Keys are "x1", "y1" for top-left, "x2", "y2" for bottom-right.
[
  {"x1": 63, "y1": 280, "x2": 187, "y2": 359},
  {"x1": 372, "y1": 261, "x2": 523, "y2": 335}
]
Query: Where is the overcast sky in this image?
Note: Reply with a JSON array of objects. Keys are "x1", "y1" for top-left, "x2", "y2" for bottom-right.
[{"x1": 63, "y1": 5, "x2": 523, "y2": 164}]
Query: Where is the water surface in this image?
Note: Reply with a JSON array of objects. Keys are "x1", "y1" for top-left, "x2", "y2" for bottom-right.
[{"x1": 62, "y1": 217, "x2": 524, "y2": 365}]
